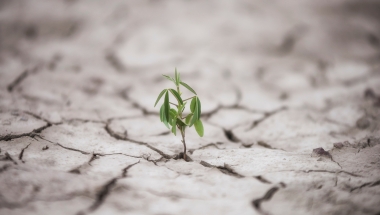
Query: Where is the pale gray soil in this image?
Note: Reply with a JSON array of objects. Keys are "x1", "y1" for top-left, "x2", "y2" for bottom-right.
[{"x1": 1, "y1": 0, "x2": 380, "y2": 215}]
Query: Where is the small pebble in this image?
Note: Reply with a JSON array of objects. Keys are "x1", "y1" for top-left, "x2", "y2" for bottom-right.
[
  {"x1": 356, "y1": 117, "x2": 370, "y2": 129},
  {"x1": 42, "y1": 146, "x2": 49, "y2": 151},
  {"x1": 333, "y1": 142, "x2": 344, "y2": 149},
  {"x1": 343, "y1": 141, "x2": 351, "y2": 146},
  {"x1": 242, "y1": 143, "x2": 253, "y2": 148},
  {"x1": 311, "y1": 147, "x2": 331, "y2": 158}
]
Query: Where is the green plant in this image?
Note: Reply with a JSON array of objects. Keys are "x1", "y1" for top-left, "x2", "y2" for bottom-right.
[{"x1": 154, "y1": 69, "x2": 204, "y2": 160}]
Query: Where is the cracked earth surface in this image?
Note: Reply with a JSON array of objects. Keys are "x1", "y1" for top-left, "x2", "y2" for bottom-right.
[{"x1": 1, "y1": 0, "x2": 380, "y2": 214}]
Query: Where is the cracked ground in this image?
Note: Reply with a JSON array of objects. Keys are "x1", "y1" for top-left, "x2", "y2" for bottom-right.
[{"x1": 1, "y1": 0, "x2": 380, "y2": 215}]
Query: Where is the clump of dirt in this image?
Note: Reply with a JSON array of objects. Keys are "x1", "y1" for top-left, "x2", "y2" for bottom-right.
[{"x1": 311, "y1": 147, "x2": 332, "y2": 159}]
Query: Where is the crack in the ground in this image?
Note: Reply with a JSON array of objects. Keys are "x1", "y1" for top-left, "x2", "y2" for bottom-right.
[
  {"x1": 77, "y1": 161, "x2": 140, "y2": 215},
  {"x1": 39, "y1": 137, "x2": 142, "y2": 163},
  {"x1": 105, "y1": 115, "x2": 142, "y2": 122},
  {"x1": 62, "y1": 118, "x2": 106, "y2": 124},
  {"x1": 188, "y1": 143, "x2": 222, "y2": 155},
  {"x1": 251, "y1": 186, "x2": 280, "y2": 215},
  {"x1": 69, "y1": 153, "x2": 98, "y2": 174},
  {"x1": 97, "y1": 152, "x2": 142, "y2": 159},
  {"x1": 40, "y1": 137, "x2": 90, "y2": 155},
  {"x1": 202, "y1": 85, "x2": 262, "y2": 119},
  {"x1": 223, "y1": 129, "x2": 241, "y2": 143},
  {"x1": 87, "y1": 153, "x2": 98, "y2": 165},
  {"x1": 7, "y1": 66, "x2": 39, "y2": 92},
  {"x1": 199, "y1": 161, "x2": 272, "y2": 184},
  {"x1": 104, "y1": 123, "x2": 173, "y2": 159},
  {"x1": 246, "y1": 107, "x2": 287, "y2": 131},
  {"x1": 201, "y1": 103, "x2": 264, "y2": 120},
  {"x1": 121, "y1": 160, "x2": 140, "y2": 177},
  {"x1": 154, "y1": 131, "x2": 171, "y2": 136},
  {"x1": 142, "y1": 154, "x2": 166, "y2": 166},
  {"x1": 0, "y1": 163, "x2": 12, "y2": 174},
  {"x1": 206, "y1": 120, "x2": 285, "y2": 150},
  {"x1": 144, "y1": 189, "x2": 200, "y2": 200},
  {"x1": 277, "y1": 169, "x2": 363, "y2": 177},
  {"x1": 18, "y1": 143, "x2": 31, "y2": 162},
  {"x1": 0, "y1": 178, "x2": 95, "y2": 209},
  {"x1": 350, "y1": 179, "x2": 380, "y2": 192},
  {"x1": 330, "y1": 157, "x2": 342, "y2": 169},
  {"x1": 195, "y1": 87, "x2": 241, "y2": 119},
  {"x1": 207, "y1": 121, "x2": 285, "y2": 151},
  {"x1": 2, "y1": 152, "x2": 17, "y2": 165},
  {"x1": 105, "y1": 51, "x2": 126, "y2": 73},
  {"x1": 257, "y1": 141, "x2": 273, "y2": 149},
  {"x1": 200, "y1": 160, "x2": 241, "y2": 177},
  {"x1": 69, "y1": 152, "x2": 142, "y2": 174},
  {"x1": 257, "y1": 140, "x2": 286, "y2": 151},
  {"x1": 0, "y1": 109, "x2": 68, "y2": 142},
  {"x1": 0, "y1": 123, "x2": 51, "y2": 142},
  {"x1": 23, "y1": 111, "x2": 60, "y2": 125}
]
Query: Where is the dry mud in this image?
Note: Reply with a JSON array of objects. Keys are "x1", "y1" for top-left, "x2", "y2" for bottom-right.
[{"x1": 0, "y1": 0, "x2": 380, "y2": 214}]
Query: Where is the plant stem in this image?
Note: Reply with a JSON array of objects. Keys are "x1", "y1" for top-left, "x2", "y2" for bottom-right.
[
  {"x1": 169, "y1": 102, "x2": 178, "y2": 107},
  {"x1": 177, "y1": 84, "x2": 186, "y2": 160},
  {"x1": 176, "y1": 84, "x2": 181, "y2": 96},
  {"x1": 177, "y1": 85, "x2": 186, "y2": 160},
  {"x1": 180, "y1": 127, "x2": 187, "y2": 160},
  {"x1": 183, "y1": 96, "x2": 196, "y2": 102}
]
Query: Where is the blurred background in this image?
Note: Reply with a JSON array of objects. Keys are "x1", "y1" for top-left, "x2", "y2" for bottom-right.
[
  {"x1": 1, "y1": 0, "x2": 380, "y2": 118},
  {"x1": 1, "y1": 1, "x2": 380, "y2": 215}
]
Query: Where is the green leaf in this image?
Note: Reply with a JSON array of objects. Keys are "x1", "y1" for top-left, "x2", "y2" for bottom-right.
[
  {"x1": 179, "y1": 82, "x2": 197, "y2": 95},
  {"x1": 181, "y1": 101, "x2": 187, "y2": 113},
  {"x1": 169, "y1": 109, "x2": 177, "y2": 124},
  {"x1": 190, "y1": 97, "x2": 196, "y2": 113},
  {"x1": 170, "y1": 108, "x2": 178, "y2": 116},
  {"x1": 194, "y1": 119, "x2": 204, "y2": 137},
  {"x1": 175, "y1": 68, "x2": 180, "y2": 85},
  {"x1": 197, "y1": 97, "x2": 201, "y2": 120},
  {"x1": 190, "y1": 98, "x2": 198, "y2": 126},
  {"x1": 185, "y1": 113, "x2": 193, "y2": 125},
  {"x1": 171, "y1": 117, "x2": 177, "y2": 135},
  {"x1": 160, "y1": 104, "x2": 170, "y2": 129},
  {"x1": 177, "y1": 117, "x2": 187, "y2": 127},
  {"x1": 164, "y1": 91, "x2": 170, "y2": 123},
  {"x1": 160, "y1": 104, "x2": 164, "y2": 122},
  {"x1": 168, "y1": 89, "x2": 183, "y2": 105},
  {"x1": 154, "y1": 89, "x2": 167, "y2": 107},
  {"x1": 162, "y1": 75, "x2": 175, "y2": 84}
]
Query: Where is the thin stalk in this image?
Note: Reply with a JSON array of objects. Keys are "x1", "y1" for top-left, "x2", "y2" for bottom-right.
[
  {"x1": 176, "y1": 83, "x2": 181, "y2": 97},
  {"x1": 180, "y1": 127, "x2": 187, "y2": 160},
  {"x1": 176, "y1": 84, "x2": 187, "y2": 160},
  {"x1": 183, "y1": 96, "x2": 196, "y2": 102},
  {"x1": 169, "y1": 102, "x2": 178, "y2": 107}
]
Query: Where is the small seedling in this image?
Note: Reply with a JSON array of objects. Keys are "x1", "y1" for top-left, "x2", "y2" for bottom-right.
[{"x1": 154, "y1": 69, "x2": 204, "y2": 160}]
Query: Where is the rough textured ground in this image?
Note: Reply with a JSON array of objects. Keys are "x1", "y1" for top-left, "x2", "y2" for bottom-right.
[{"x1": 1, "y1": 0, "x2": 380, "y2": 215}]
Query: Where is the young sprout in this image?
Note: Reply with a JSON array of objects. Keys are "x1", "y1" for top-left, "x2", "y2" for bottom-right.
[{"x1": 154, "y1": 69, "x2": 204, "y2": 160}]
